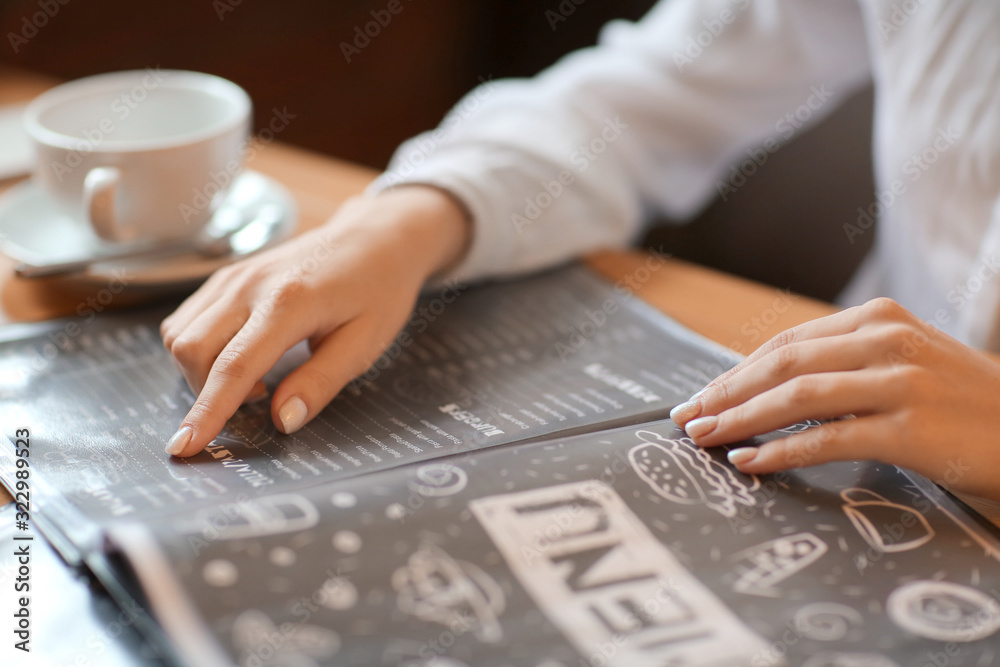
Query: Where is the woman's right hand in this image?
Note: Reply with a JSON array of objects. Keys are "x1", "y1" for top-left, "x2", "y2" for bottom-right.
[{"x1": 160, "y1": 185, "x2": 470, "y2": 457}]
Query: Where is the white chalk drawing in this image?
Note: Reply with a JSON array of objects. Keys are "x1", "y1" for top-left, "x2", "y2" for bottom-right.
[
  {"x1": 778, "y1": 419, "x2": 822, "y2": 434},
  {"x1": 392, "y1": 541, "x2": 506, "y2": 643},
  {"x1": 231, "y1": 609, "x2": 340, "y2": 667},
  {"x1": 332, "y1": 530, "x2": 362, "y2": 554},
  {"x1": 730, "y1": 533, "x2": 828, "y2": 597},
  {"x1": 470, "y1": 481, "x2": 771, "y2": 666},
  {"x1": 410, "y1": 659, "x2": 469, "y2": 667},
  {"x1": 409, "y1": 463, "x2": 469, "y2": 498},
  {"x1": 393, "y1": 372, "x2": 453, "y2": 405},
  {"x1": 385, "y1": 503, "x2": 408, "y2": 521},
  {"x1": 792, "y1": 603, "x2": 864, "y2": 642},
  {"x1": 840, "y1": 488, "x2": 934, "y2": 553},
  {"x1": 330, "y1": 492, "x2": 357, "y2": 508},
  {"x1": 900, "y1": 471, "x2": 1000, "y2": 563},
  {"x1": 802, "y1": 654, "x2": 900, "y2": 667},
  {"x1": 629, "y1": 430, "x2": 758, "y2": 518},
  {"x1": 179, "y1": 493, "x2": 319, "y2": 540},
  {"x1": 886, "y1": 580, "x2": 1000, "y2": 642},
  {"x1": 203, "y1": 558, "x2": 239, "y2": 587},
  {"x1": 318, "y1": 575, "x2": 358, "y2": 611},
  {"x1": 268, "y1": 546, "x2": 296, "y2": 567}
]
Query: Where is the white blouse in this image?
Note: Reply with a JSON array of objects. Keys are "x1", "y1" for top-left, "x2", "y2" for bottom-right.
[{"x1": 370, "y1": 0, "x2": 1000, "y2": 351}]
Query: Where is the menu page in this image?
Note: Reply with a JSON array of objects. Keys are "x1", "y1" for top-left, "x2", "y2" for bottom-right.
[
  {"x1": 112, "y1": 420, "x2": 1000, "y2": 667},
  {"x1": 0, "y1": 265, "x2": 739, "y2": 550}
]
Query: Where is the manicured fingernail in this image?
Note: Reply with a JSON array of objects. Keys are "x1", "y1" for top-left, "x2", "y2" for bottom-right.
[
  {"x1": 165, "y1": 426, "x2": 192, "y2": 456},
  {"x1": 278, "y1": 396, "x2": 307, "y2": 433},
  {"x1": 684, "y1": 415, "x2": 718, "y2": 439},
  {"x1": 727, "y1": 447, "x2": 758, "y2": 466},
  {"x1": 669, "y1": 400, "x2": 701, "y2": 424},
  {"x1": 692, "y1": 386, "x2": 710, "y2": 399}
]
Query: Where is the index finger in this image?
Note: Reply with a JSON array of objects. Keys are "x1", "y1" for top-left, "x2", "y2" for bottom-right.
[
  {"x1": 670, "y1": 306, "x2": 859, "y2": 427},
  {"x1": 164, "y1": 313, "x2": 305, "y2": 457}
]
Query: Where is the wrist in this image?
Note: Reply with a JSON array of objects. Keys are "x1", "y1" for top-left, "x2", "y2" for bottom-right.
[{"x1": 375, "y1": 184, "x2": 472, "y2": 282}]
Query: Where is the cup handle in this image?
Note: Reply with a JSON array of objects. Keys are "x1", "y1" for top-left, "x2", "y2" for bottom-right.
[{"x1": 84, "y1": 166, "x2": 129, "y2": 242}]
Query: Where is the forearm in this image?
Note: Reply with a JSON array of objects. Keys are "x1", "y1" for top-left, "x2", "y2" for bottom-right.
[
  {"x1": 371, "y1": 0, "x2": 873, "y2": 285},
  {"x1": 350, "y1": 185, "x2": 471, "y2": 284}
]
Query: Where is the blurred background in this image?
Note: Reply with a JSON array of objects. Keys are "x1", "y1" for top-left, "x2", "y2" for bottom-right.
[{"x1": 0, "y1": 0, "x2": 876, "y2": 302}]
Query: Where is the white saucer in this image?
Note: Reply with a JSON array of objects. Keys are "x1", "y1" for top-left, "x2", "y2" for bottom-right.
[
  {"x1": 0, "y1": 104, "x2": 32, "y2": 181},
  {"x1": 0, "y1": 170, "x2": 297, "y2": 288}
]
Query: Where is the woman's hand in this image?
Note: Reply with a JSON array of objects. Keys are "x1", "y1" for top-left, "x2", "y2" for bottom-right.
[
  {"x1": 669, "y1": 298, "x2": 1000, "y2": 501},
  {"x1": 160, "y1": 185, "x2": 469, "y2": 457}
]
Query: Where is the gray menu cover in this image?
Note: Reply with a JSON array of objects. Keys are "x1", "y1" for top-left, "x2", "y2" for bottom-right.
[
  {"x1": 4, "y1": 264, "x2": 1000, "y2": 666},
  {"x1": 111, "y1": 421, "x2": 1000, "y2": 667}
]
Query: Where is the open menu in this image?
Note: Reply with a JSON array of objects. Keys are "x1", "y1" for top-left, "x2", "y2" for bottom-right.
[{"x1": 3, "y1": 264, "x2": 1000, "y2": 666}]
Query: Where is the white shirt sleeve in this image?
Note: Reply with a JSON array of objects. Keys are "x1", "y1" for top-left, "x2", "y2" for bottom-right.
[{"x1": 369, "y1": 0, "x2": 872, "y2": 285}]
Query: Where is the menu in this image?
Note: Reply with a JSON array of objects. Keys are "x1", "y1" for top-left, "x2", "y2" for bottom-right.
[{"x1": 3, "y1": 264, "x2": 1000, "y2": 667}]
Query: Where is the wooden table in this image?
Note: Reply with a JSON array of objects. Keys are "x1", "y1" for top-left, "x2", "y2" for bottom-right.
[{"x1": 0, "y1": 67, "x2": 854, "y2": 510}]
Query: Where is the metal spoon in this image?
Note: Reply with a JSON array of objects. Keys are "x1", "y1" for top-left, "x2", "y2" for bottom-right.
[{"x1": 15, "y1": 204, "x2": 283, "y2": 278}]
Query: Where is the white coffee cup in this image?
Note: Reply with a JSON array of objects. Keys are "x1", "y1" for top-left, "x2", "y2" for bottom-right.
[{"x1": 24, "y1": 68, "x2": 252, "y2": 244}]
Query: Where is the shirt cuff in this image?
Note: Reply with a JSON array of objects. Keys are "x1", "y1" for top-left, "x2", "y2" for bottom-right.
[{"x1": 366, "y1": 146, "x2": 520, "y2": 290}]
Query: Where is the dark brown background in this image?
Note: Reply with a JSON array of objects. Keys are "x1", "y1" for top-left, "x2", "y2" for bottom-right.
[{"x1": 0, "y1": 0, "x2": 875, "y2": 301}]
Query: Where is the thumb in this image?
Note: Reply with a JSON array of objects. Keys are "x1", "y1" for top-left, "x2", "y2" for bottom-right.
[{"x1": 270, "y1": 318, "x2": 381, "y2": 434}]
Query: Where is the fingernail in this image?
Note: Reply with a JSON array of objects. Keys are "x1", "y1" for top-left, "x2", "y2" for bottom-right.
[
  {"x1": 684, "y1": 415, "x2": 718, "y2": 439},
  {"x1": 669, "y1": 400, "x2": 701, "y2": 424},
  {"x1": 278, "y1": 396, "x2": 307, "y2": 433},
  {"x1": 727, "y1": 447, "x2": 758, "y2": 466},
  {"x1": 692, "y1": 386, "x2": 710, "y2": 399},
  {"x1": 165, "y1": 426, "x2": 192, "y2": 456}
]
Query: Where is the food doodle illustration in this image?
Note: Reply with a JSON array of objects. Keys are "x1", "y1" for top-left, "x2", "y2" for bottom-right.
[
  {"x1": 231, "y1": 609, "x2": 341, "y2": 667},
  {"x1": 840, "y1": 488, "x2": 934, "y2": 553},
  {"x1": 629, "y1": 430, "x2": 758, "y2": 518},
  {"x1": 778, "y1": 419, "x2": 822, "y2": 434},
  {"x1": 203, "y1": 558, "x2": 239, "y2": 588},
  {"x1": 409, "y1": 463, "x2": 469, "y2": 498},
  {"x1": 317, "y1": 575, "x2": 358, "y2": 611},
  {"x1": 392, "y1": 542, "x2": 506, "y2": 643},
  {"x1": 886, "y1": 580, "x2": 1000, "y2": 642},
  {"x1": 177, "y1": 493, "x2": 319, "y2": 540},
  {"x1": 729, "y1": 533, "x2": 828, "y2": 596},
  {"x1": 792, "y1": 602, "x2": 865, "y2": 642}
]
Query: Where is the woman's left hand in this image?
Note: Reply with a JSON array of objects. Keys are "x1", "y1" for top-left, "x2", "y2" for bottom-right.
[{"x1": 669, "y1": 297, "x2": 1000, "y2": 502}]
